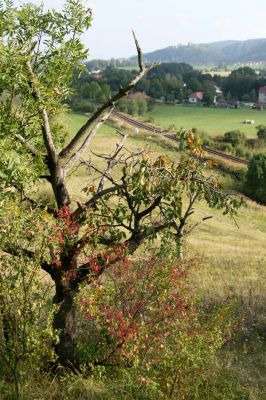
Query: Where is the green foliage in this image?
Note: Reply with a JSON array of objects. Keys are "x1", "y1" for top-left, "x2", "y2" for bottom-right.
[
  {"x1": 256, "y1": 124, "x2": 266, "y2": 142},
  {"x1": 70, "y1": 62, "x2": 218, "y2": 106},
  {"x1": 203, "y1": 90, "x2": 214, "y2": 105},
  {"x1": 222, "y1": 67, "x2": 258, "y2": 101},
  {"x1": 0, "y1": 1, "x2": 248, "y2": 397},
  {"x1": 0, "y1": 200, "x2": 56, "y2": 399},
  {"x1": 0, "y1": 137, "x2": 40, "y2": 195},
  {"x1": 245, "y1": 153, "x2": 266, "y2": 203},
  {"x1": 0, "y1": 0, "x2": 91, "y2": 161},
  {"x1": 147, "y1": 105, "x2": 266, "y2": 137},
  {"x1": 186, "y1": 367, "x2": 250, "y2": 400},
  {"x1": 77, "y1": 253, "x2": 239, "y2": 399},
  {"x1": 69, "y1": 97, "x2": 97, "y2": 113},
  {"x1": 117, "y1": 94, "x2": 150, "y2": 116},
  {"x1": 223, "y1": 130, "x2": 247, "y2": 148}
]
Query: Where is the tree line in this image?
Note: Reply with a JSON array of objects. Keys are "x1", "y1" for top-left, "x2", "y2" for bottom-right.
[{"x1": 67, "y1": 63, "x2": 266, "y2": 115}]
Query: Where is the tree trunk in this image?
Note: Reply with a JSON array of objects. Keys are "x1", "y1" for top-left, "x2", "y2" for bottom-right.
[
  {"x1": 176, "y1": 232, "x2": 184, "y2": 261},
  {"x1": 48, "y1": 162, "x2": 70, "y2": 208},
  {"x1": 53, "y1": 281, "x2": 80, "y2": 371}
]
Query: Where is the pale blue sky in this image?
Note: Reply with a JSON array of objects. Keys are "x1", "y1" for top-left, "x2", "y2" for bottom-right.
[{"x1": 14, "y1": 0, "x2": 266, "y2": 59}]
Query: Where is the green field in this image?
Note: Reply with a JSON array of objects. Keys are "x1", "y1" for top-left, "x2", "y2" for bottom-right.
[{"x1": 147, "y1": 105, "x2": 266, "y2": 137}]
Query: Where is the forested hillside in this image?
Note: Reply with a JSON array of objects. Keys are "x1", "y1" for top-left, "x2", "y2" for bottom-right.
[
  {"x1": 131, "y1": 38, "x2": 266, "y2": 65},
  {"x1": 87, "y1": 39, "x2": 266, "y2": 68}
]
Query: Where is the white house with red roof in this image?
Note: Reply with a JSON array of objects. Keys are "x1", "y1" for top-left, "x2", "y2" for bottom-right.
[
  {"x1": 188, "y1": 92, "x2": 204, "y2": 103},
  {"x1": 258, "y1": 86, "x2": 266, "y2": 107}
]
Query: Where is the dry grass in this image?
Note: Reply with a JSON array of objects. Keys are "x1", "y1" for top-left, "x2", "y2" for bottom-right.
[{"x1": 58, "y1": 112, "x2": 266, "y2": 303}]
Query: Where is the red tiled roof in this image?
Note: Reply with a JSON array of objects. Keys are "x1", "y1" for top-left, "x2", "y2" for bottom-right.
[
  {"x1": 188, "y1": 92, "x2": 204, "y2": 100},
  {"x1": 128, "y1": 92, "x2": 150, "y2": 100},
  {"x1": 259, "y1": 86, "x2": 266, "y2": 93}
]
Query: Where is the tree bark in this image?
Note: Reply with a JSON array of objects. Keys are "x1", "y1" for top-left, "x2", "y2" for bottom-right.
[
  {"x1": 53, "y1": 280, "x2": 80, "y2": 371},
  {"x1": 176, "y1": 231, "x2": 184, "y2": 261},
  {"x1": 47, "y1": 161, "x2": 70, "y2": 208}
]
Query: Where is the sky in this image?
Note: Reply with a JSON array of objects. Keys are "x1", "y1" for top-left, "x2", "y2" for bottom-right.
[{"x1": 14, "y1": 0, "x2": 266, "y2": 59}]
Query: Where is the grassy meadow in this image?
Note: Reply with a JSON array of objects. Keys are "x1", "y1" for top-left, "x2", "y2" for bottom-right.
[
  {"x1": 147, "y1": 105, "x2": 266, "y2": 137},
  {"x1": 61, "y1": 112, "x2": 266, "y2": 306},
  {"x1": 60, "y1": 111, "x2": 266, "y2": 265},
  {"x1": 53, "y1": 112, "x2": 182, "y2": 203},
  {"x1": 38, "y1": 111, "x2": 266, "y2": 399}
]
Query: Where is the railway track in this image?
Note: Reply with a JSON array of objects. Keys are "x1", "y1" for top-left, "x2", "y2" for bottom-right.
[{"x1": 111, "y1": 109, "x2": 249, "y2": 166}]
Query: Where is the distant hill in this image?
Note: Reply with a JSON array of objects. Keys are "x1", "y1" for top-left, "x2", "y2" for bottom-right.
[{"x1": 130, "y1": 39, "x2": 266, "y2": 65}]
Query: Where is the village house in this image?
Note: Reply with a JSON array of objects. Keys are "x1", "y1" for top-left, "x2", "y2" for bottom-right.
[
  {"x1": 87, "y1": 69, "x2": 102, "y2": 79},
  {"x1": 188, "y1": 91, "x2": 204, "y2": 104},
  {"x1": 127, "y1": 92, "x2": 151, "y2": 101},
  {"x1": 215, "y1": 85, "x2": 223, "y2": 95},
  {"x1": 258, "y1": 86, "x2": 266, "y2": 108}
]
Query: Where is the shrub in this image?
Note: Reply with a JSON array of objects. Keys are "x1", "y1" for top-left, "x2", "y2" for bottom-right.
[
  {"x1": 211, "y1": 141, "x2": 233, "y2": 153},
  {"x1": 235, "y1": 145, "x2": 246, "y2": 157},
  {"x1": 245, "y1": 153, "x2": 266, "y2": 203},
  {"x1": 222, "y1": 142, "x2": 234, "y2": 153},
  {"x1": 224, "y1": 130, "x2": 247, "y2": 148},
  {"x1": 69, "y1": 97, "x2": 97, "y2": 113},
  {"x1": 77, "y1": 253, "x2": 236, "y2": 399},
  {"x1": 78, "y1": 254, "x2": 189, "y2": 366},
  {"x1": 246, "y1": 138, "x2": 257, "y2": 149},
  {"x1": 256, "y1": 125, "x2": 266, "y2": 142},
  {"x1": 197, "y1": 130, "x2": 212, "y2": 146},
  {"x1": 0, "y1": 201, "x2": 56, "y2": 399}
]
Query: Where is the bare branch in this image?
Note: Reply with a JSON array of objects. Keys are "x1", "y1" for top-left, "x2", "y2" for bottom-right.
[
  {"x1": 137, "y1": 196, "x2": 162, "y2": 220},
  {"x1": 97, "y1": 133, "x2": 128, "y2": 193},
  {"x1": 132, "y1": 30, "x2": 143, "y2": 72},
  {"x1": 63, "y1": 109, "x2": 113, "y2": 174},
  {"x1": 79, "y1": 160, "x2": 119, "y2": 188},
  {"x1": 125, "y1": 221, "x2": 170, "y2": 253},
  {"x1": 14, "y1": 133, "x2": 39, "y2": 157},
  {"x1": 73, "y1": 252, "x2": 123, "y2": 288},
  {"x1": 59, "y1": 55, "x2": 156, "y2": 159},
  {"x1": 184, "y1": 216, "x2": 213, "y2": 235},
  {"x1": 26, "y1": 60, "x2": 58, "y2": 164},
  {"x1": 121, "y1": 178, "x2": 137, "y2": 219},
  {"x1": 2, "y1": 245, "x2": 54, "y2": 276},
  {"x1": 72, "y1": 184, "x2": 124, "y2": 220},
  {"x1": 92, "y1": 146, "x2": 146, "y2": 163},
  {"x1": 26, "y1": 41, "x2": 37, "y2": 56}
]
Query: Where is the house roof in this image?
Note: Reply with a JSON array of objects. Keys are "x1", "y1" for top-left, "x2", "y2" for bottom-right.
[
  {"x1": 188, "y1": 92, "x2": 204, "y2": 100},
  {"x1": 259, "y1": 86, "x2": 266, "y2": 93},
  {"x1": 128, "y1": 92, "x2": 151, "y2": 100}
]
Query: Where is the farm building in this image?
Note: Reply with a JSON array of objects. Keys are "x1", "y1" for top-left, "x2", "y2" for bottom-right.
[
  {"x1": 188, "y1": 92, "x2": 204, "y2": 103},
  {"x1": 127, "y1": 92, "x2": 151, "y2": 101},
  {"x1": 258, "y1": 86, "x2": 266, "y2": 108}
]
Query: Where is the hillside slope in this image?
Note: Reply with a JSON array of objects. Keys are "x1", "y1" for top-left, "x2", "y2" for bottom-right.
[
  {"x1": 55, "y1": 111, "x2": 266, "y2": 398},
  {"x1": 130, "y1": 38, "x2": 266, "y2": 65}
]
